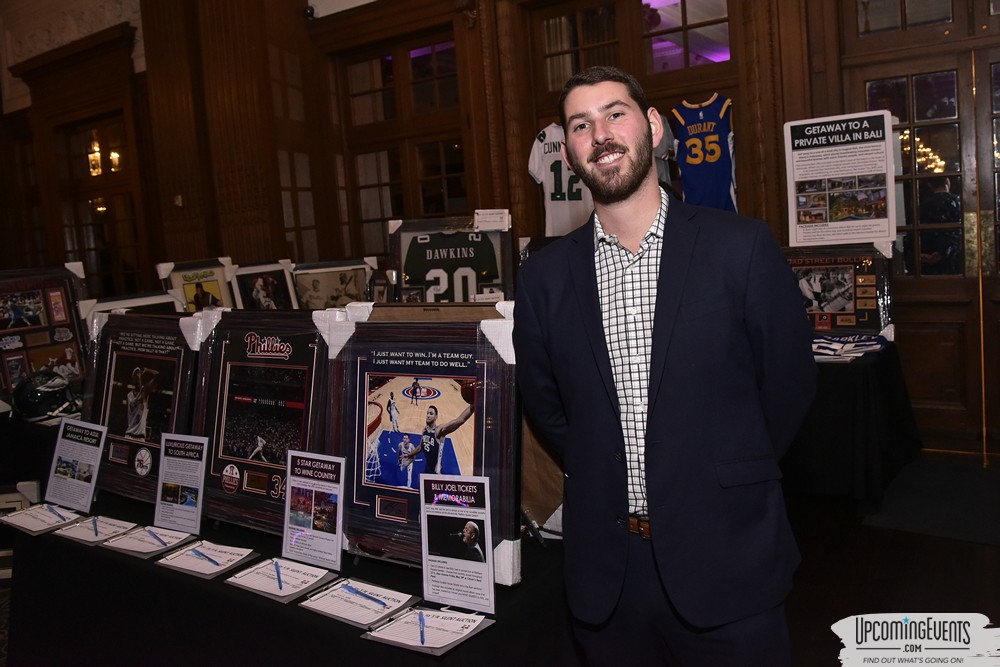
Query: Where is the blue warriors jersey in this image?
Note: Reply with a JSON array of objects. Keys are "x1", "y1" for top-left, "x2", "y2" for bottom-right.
[
  {"x1": 671, "y1": 93, "x2": 737, "y2": 212},
  {"x1": 402, "y1": 231, "x2": 501, "y2": 302}
]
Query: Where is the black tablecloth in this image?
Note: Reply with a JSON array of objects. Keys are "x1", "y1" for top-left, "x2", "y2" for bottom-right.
[
  {"x1": 7, "y1": 490, "x2": 578, "y2": 666},
  {"x1": 781, "y1": 344, "x2": 921, "y2": 509}
]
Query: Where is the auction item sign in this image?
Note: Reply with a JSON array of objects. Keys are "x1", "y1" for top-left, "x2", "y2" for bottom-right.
[{"x1": 784, "y1": 110, "x2": 895, "y2": 247}]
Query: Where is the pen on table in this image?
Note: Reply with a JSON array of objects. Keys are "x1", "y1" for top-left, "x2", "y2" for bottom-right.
[
  {"x1": 341, "y1": 583, "x2": 387, "y2": 607},
  {"x1": 91, "y1": 516, "x2": 99, "y2": 536},
  {"x1": 191, "y1": 548, "x2": 220, "y2": 566},
  {"x1": 273, "y1": 559, "x2": 283, "y2": 590},
  {"x1": 46, "y1": 504, "x2": 67, "y2": 522},
  {"x1": 418, "y1": 610, "x2": 426, "y2": 645},
  {"x1": 146, "y1": 528, "x2": 169, "y2": 547}
]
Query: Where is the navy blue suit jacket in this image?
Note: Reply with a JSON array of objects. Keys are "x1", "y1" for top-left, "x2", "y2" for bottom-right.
[{"x1": 513, "y1": 192, "x2": 817, "y2": 628}]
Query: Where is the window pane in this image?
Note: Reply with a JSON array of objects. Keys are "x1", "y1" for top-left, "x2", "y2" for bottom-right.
[
  {"x1": 647, "y1": 33, "x2": 685, "y2": 73},
  {"x1": 867, "y1": 77, "x2": 909, "y2": 123},
  {"x1": 581, "y1": 6, "x2": 616, "y2": 43},
  {"x1": 919, "y1": 229, "x2": 963, "y2": 274},
  {"x1": 689, "y1": 23, "x2": 730, "y2": 66},
  {"x1": 913, "y1": 123, "x2": 960, "y2": 173},
  {"x1": 905, "y1": 0, "x2": 952, "y2": 26},
  {"x1": 645, "y1": 1, "x2": 680, "y2": 30},
  {"x1": 994, "y1": 117, "x2": 1000, "y2": 169},
  {"x1": 914, "y1": 71, "x2": 957, "y2": 120},
  {"x1": 919, "y1": 175, "x2": 962, "y2": 224},
  {"x1": 992, "y1": 62, "x2": 1000, "y2": 114},
  {"x1": 858, "y1": 0, "x2": 902, "y2": 34}
]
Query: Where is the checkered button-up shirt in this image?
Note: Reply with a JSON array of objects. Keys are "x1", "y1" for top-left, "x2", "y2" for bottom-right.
[{"x1": 593, "y1": 188, "x2": 667, "y2": 516}]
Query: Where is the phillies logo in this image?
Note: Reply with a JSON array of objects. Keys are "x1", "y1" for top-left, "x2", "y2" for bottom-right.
[
  {"x1": 221, "y1": 464, "x2": 240, "y2": 493},
  {"x1": 244, "y1": 332, "x2": 292, "y2": 359}
]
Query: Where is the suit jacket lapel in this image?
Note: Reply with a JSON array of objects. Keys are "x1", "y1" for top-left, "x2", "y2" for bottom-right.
[
  {"x1": 647, "y1": 196, "x2": 700, "y2": 411},
  {"x1": 566, "y1": 220, "x2": 620, "y2": 414}
]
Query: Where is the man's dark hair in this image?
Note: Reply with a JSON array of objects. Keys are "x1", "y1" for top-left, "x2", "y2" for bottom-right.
[{"x1": 558, "y1": 66, "x2": 649, "y2": 131}]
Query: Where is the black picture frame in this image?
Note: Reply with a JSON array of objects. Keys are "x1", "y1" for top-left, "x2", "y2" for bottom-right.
[
  {"x1": 83, "y1": 312, "x2": 198, "y2": 503},
  {"x1": 324, "y1": 304, "x2": 519, "y2": 582},
  {"x1": 157, "y1": 257, "x2": 235, "y2": 312},
  {"x1": 784, "y1": 244, "x2": 892, "y2": 334},
  {"x1": 230, "y1": 261, "x2": 298, "y2": 310},
  {"x1": 388, "y1": 215, "x2": 514, "y2": 302},
  {"x1": 79, "y1": 291, "x2": 186, "y2": 338},
  {"x1": 192, "y1": 310, "x2": 329, "y2": 534},
  {"x1": 292, "y1": 259, "x2": 372, "y2": 310}
]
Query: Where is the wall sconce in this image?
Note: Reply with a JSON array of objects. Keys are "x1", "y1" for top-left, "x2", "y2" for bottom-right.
[{"x1": 88, "y1": 133, "x2": 102, "y2": 177}]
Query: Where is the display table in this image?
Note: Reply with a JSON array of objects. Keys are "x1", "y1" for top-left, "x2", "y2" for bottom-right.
[
  {"x1": 781, "y1": 343, "x2": 921, "y2": 510},
  {"x1": 7, "y1": 490, "x2": 579, "y2": 666}
]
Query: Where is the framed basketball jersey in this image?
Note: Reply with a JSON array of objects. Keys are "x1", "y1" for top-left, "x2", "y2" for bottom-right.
[{"x1": 671, "y1": 93, "x2": 737, "y2": 212}]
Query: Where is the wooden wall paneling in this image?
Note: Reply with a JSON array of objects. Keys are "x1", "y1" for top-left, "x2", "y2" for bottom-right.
[
  {"x1": 805, "y1": 0, "x2": 845, "y2": 118},
  {"x1": 498, "y1": 0, "x2": 543, "y2": 241},
  {"x1": 457, "y1": 0, "x2": 510, "y2": 212},
  {"x1": 196, "y1": 0, "x2": 277, "y2": 265},
  {"x1": 10, "y1": 24, "x2": 150, "y2": 279},
  {"x1": 730, "y1": 0, "x2": 790, "y2": 242},
  {"x1": 140, "y1": 0, "x2": 219, "y2": 262}
]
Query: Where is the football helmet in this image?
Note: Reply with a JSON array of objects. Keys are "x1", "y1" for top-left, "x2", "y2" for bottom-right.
[{"x1": 11, "y1": 371, "x2": 83, "y2": 423}]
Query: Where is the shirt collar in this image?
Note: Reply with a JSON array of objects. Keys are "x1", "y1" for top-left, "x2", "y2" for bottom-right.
[{"x1": 593, "y1": 187, "x2": 668, "y2": 249}]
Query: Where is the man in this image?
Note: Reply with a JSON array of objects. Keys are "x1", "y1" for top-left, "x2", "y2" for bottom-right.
[
  {"x1": 387, "y1": 391, "x2": 400, "y2": 431},
  {"x1": 460, "y1": 520, "x2": 485, "y2": 563},
  {"x1": 189, "y1": 282, "x2": 220, "y2": 311},
  {"x1": 125, "y1": 367, "x2": 159, "y2": 440},
  {"x1": 513, "y1": 66, "x2": 816, "y2": 665},
  {"x1": 397, "y1": 433, "x2": 417, "y2": 488},
  {"x1": 420, "y1": 402, "x2": 473, "y2": 476},
  {"x1": 300, "y1": 279, "x2": 328, "y2": 310}
]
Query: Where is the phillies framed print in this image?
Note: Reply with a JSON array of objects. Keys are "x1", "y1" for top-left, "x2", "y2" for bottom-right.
[
  {"x1": 193, "y1": 310, "x2": 329, "y2": 534},
  {"x1": 83, "y1": 312, "x2": 197, "y2": 503},
  {"x1": 388, "y1": 214, "x2": 514, "y2": 303}
]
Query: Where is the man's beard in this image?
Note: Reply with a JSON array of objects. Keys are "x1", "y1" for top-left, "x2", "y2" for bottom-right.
[{"x1": 566, "y1": 125, "x2": 653, "y2": 205}]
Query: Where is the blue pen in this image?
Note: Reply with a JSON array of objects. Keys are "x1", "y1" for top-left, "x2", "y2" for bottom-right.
[
  {"x1": 146, "y1": 529, "x2": 169, "y2": 547},
  {"x1": 418, "y1": 610, "x2": 426, "y2": 645},
  {"x1": 191, "y1": 548, "x2": 220, "y2": 566},
  {"x1": 91, "y1": 517, "x2": 99, "y2": 536},
  {"x1": 46, "y1": 504, "x2": 67, "y2": 522},
  {"x1": 273, "y1": 559, "x2": 283, "y2": 590},
  {"x1": 341, "y1": 583, "x2": 387, "y2": 607}
]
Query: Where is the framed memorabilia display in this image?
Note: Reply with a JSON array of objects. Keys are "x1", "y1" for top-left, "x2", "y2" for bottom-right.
[
  {"x1": 292, "y1": 259, "x2": 372, "y2": 310},
  {"x1": 365, "y1": 269, "x2": 398, "y2": 304},
  {"x1": 0, "y1": 265, "x2": 88, "y2": 404},
  {"x1": 78, "y1": 292, "x2": 186, "y2": 339},
  {"x1": 156, "y1": 257, "x2": 235, "y2": 313},
  {"x1": 784, "y1": 244, "x2": 891, "y2": 334},
  {"x1": 192, "y1": 310, "x2": 329, "y2": 534},
  {"x1": 83, "y1": 312, "x2": 198, "y2": 503},
  {"x1": 230, "y1": 260, "x2": 298, "y2": 310},
  {"x1": 321, "y1": 302, "x2": 520, "y2": 583},
  {"x1": 388, "y1": 214, "x2": 514, "y2": 302}
]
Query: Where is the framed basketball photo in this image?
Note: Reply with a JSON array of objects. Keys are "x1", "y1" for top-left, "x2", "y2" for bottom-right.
[
  {"x1": 784, "y1": 244, "x2": 891, "y2": 334},
  {"x1": 83, "y1": 312, "x2": 198, "y2": 503},
  {"x1": 192, "y1": 310, "x2": 329, "y2": 534},
  {"x1": 321, "y1": 303, "x2": 520, "y2": 583},
  {"x1": 388, "y1": 214, "x2": 514, "y2": 303}
]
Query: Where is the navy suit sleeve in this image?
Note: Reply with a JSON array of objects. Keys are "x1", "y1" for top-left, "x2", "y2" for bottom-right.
[
  {"x1": 744, "y1": 224, "x2": 817, "y2": 458},
  {"x1": 513, "y1": 258, "x2": 569, "y2": 456}
]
